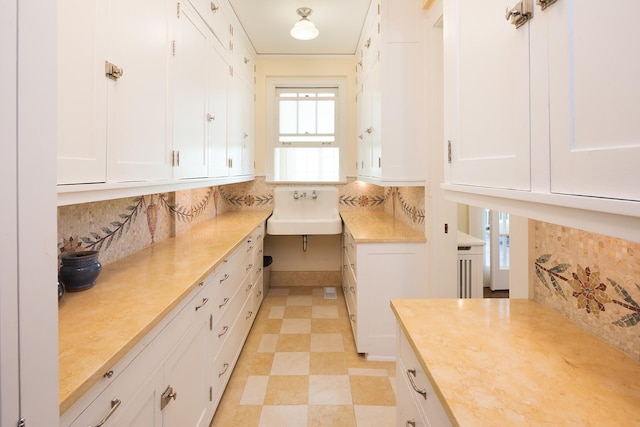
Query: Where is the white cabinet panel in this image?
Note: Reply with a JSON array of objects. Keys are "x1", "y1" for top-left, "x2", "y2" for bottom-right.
[
  {"x1": 445, "y1": 0, "x2": 531, "y2": 190},
  {"x1": 172, "y1": 3, "x2": 209, "y2": 180},
  {"x1": 547, "y1": 0, "x2": 640, "y2": 201},
  {"x1": 57, "y1": 0, "x2": 107, "y2": 185},
  {"x1": 106, "y1": 0, "x2": 172, "y2": 182},
  {"x1": 207, "y1": 43, "x2": 230, "y2": 178}
]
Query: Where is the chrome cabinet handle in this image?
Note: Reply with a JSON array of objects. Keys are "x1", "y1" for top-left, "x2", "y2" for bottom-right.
[
  {"x1": 218, "y1": 325, "x2": 229, "y2": 338},
  {"x1": 245, "y1": 310, "x2": 253, "y2": 320},
  {"x1": 246, "y1": 263, "x2": 253, "y2": 272},
  {"x1": 219, "y1": 273, "x2": 230, "y2": 283},
  {"x1": 218, "y1": 297, "x2": 229, "y2": 309},
  {"x1": 218, "y1": 362, "x2": 229, "y2": 377},
  {"x1": 195, "y1": 297, "x2": 209, "y2": 311},
  {"x1": 406, "y1": 368, "x2": 427, "y2": 400},
  {"x1": 93, "y1": 398, "x2": 121, "y2": 426}
]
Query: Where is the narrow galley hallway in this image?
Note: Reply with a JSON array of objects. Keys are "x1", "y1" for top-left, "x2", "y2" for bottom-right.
[{"x1": 210, "y1": 287, "x2": 397, "y2": 427}]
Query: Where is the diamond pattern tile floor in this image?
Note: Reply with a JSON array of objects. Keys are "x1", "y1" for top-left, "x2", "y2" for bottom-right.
[{"x1": 210, "y1": 286, "x2": 397, "y2": 427}]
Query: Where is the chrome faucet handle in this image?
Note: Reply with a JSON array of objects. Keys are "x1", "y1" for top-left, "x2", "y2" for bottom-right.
[
  {"x1": 293, "y1": 191, "x2": 299, "y2": 199},
  {"x1": 311, "y1": 190, "x2": 317, "y2": 199}
]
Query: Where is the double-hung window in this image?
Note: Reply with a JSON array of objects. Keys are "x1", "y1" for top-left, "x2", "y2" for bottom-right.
[{"x1": 267, "y1": 77, "x2": 347, "y2": 183}]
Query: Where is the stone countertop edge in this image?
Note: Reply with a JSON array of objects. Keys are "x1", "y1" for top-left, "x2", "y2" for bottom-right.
[
  {"x1": 340, "y1": 211, "x2": 426, "y2": 243},
  {"x1": 390, "y1": 298, "x2": 640, "y2": 427},
  {"x1": 58, "y1": 210, "x2": 271, "y2": 414}
]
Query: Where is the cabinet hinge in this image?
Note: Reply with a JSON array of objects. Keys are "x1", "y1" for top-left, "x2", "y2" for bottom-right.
[
  {"x1": 228, "y1": 158, "x2": 233, "y2": 168},
  {"x1": 176, "y1": 2, "x2": 181, "y2": 17},
  {"x1": 172, "y1": 40, "x2": 176, "y2": 56},
  {"x1": 17, "y1": 418, "x2": 26, "y2": 427},
  {"x1": 209, "y1": 314, "x2": 213, "y2": 331},
  {"x1": 447, "y1": 140, "x2": 452, "y2": 163},
  {"x1": 171, "y1": 150, "x2": 180, "y2": 167},
  {"x1": 209, "y1": 386, "x2": 213, "y2": 401}
]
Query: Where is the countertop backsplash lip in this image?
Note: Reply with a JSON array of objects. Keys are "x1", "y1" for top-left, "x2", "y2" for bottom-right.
[
  {"x1": 340, "y1": 211, "x2": 427, "y2": 243},
  {"x1": 57, "y1": 210, "x2": 270, "y2": 414}
]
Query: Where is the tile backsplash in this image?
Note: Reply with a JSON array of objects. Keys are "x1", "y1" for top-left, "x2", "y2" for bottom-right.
[
  {"x1": 534, "y1": 221, "x2": 640, "y2": 360},
  {"x1": 57, "y1": 177, "x2": 426, "y2": 266}
]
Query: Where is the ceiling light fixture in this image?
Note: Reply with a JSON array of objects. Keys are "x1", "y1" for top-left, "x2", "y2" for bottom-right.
[{"x1": 290, "y1": 7, "x2": 319, "y2": 41}]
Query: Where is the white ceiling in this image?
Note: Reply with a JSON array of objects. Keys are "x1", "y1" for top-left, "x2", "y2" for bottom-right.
[{"x1": 227, "y1": 0, "x2": 372, "y2": 56}]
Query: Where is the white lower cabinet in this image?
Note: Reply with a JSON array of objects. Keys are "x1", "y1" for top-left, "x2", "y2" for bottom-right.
[
  {"x1": 61, "y1": 223, "x2": 265, "y2": 427},
  {"x1": 396, "y1": 326, "x2": 451, "y2": 427},
  {"x1": 342, "y1": 225, "x2": 426, "y2": 360}
]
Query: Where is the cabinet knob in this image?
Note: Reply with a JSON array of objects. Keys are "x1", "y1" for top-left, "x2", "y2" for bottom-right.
[
  {"x1": 207, "y1": 113, "x2": 215, "y2": 122},
  {"x1": 210, "y1": 1, "x2": 218, "y2": 12}
]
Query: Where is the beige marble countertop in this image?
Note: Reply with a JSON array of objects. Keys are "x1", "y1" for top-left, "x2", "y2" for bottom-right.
[
  {"x1": 340, "y1": 211, "x2": 426, "y2": 243},
  {"x1": 58, "y1": 210, "x2": 270, "y2": 414},
  {"x1": 391, "y1": 298, "x2": 640, "y2": 426}
]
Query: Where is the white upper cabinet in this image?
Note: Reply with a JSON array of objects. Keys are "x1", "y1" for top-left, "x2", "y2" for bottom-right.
[
  {"x1": 355, "y1": 0, "x2": 426, "y2": 186},
  {"x1": 444, "y1": 0, "x2": 640, "y2": 236},
  {"x1": 444, "y1": 0, "x2": 531, "y2": 190},
  {"x1": 57, "y1": 0, "x2": 255, "y2": 202},
  {"x1": 106, "y1": 0, "x2": 172, "y2": 182},
  {"x1": 546, "y1": 0, "x2": 640, "y2": 201},
  {"x1": 172, "y1": 2, "x2": 209, "y2": 180},
  {"x1": 57, "y1": 0, "x2": 107, "y2": 185}
]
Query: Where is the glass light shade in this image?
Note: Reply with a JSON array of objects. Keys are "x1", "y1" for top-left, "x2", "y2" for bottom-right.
[{"x1": 290, "y1": 19, "x2": 319, "y2": 40}]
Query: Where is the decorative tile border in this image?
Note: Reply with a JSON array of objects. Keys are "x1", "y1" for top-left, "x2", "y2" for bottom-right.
[{"x1": 534, "y1": 221, "x2": 640, "y2": 359}]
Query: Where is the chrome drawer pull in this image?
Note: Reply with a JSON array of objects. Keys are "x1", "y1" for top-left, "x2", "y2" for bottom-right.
[
  {"x1": 406, "y1": 368, "x2": 427, "y2": 400},
  {"x1": 218, "y1": 297, "x2": 229, "y2": 308},
  {"x1": 406, "y1": 421, "x2": 416, "y2": 427},
  {"x1": 246, "y1": 263, "x2": 253, "y2": 272},
  {"x1": 218, "y1": 362, "x2": 229, "y2": 377},
  {"x1": 219, "y1": 273, "x2": 230, "y2": 283},
  {"x1": 93, "y1": 398, "x2": 121, "y2": 426},
  {"x1": 195, "y1": 297, "x2": 209, "y2": 311},
  {"x1": 245, "y1": 310, "x2": 253, "y2": 320},
  {"x1": 218, "y1": 325, "x2": 229, "y2": 338}
]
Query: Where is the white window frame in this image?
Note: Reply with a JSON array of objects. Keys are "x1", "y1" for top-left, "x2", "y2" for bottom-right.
[{"x1": 266, "y1": 76, "x2": 348, "y2": 183}]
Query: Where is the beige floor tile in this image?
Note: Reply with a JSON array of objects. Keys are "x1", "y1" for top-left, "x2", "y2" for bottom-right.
[
  {"x1": 239, "y1": 375, "x2": 269, "y2": 405},
  {"x1": 268, "y1": 305, "x2": 285, "y2": 319},
  {"x1": 288, "y1": 287, "x2": 314, "y2": 295},
  {"x1": 280, "y1": 318, "x2": 311, "y2": 334},
  {"x1": 263, "y1": 376, "x2": 309, "y2": 405},
  {"x1": 260, "y1": 319, "x2": 283, "y2": 334},
  {"x1": 234, "y1": 352, "x2": 274, "y2": 376},
  {"x1": 311, "y1": 318, "x2": 350, "y2": 333},
  {"x1": 311, "y1": 333, "x2": 345, "y2": 352},
  {"x1": 348, "y1": 368, "x2": 390, "y2": 377},
  {"x1": 354, "y1": 405, "x2": 396, "y2": 427},
  {"x1": 308, "y1": 405, "x2": 357, "y2": 427},
  {"x1": 275, "y1": 333, "x2": 311, "y2": 352},
  {"x1": 309, "y1": 352, "x2": 348, "y2": 375},
  {"x1": 284, "y1": 305, "x2": 313, "y2": 318},
  {"x1": 287, "y1": 295, "x2": 313, "y2": 306},
  {"x1": 270, "y1": 352, "x2": 310, "y2": 375},
  {"x1": 257, "y1": 334, "x2": 279, "y2": 353},
  {"x1": 350, "y1": 376, "x2": 396, "y2": 406},
  {"x1": 309, "y1": 375, "x2": 353, "y2": 405},
  {"x1": 268, "y1": 288, "x2": 290, "y2": 296},
  {"x1": 312, "y1": 305, "x2": 339, "y2": 318},
  {"x1": 258, "y1": 405, "x2": 308, "y2": 427}
]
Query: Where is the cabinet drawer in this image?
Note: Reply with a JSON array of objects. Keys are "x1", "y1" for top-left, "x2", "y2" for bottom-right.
[
  {"x1": 187, "y1": 0, "x2": 229, "y2": 47},
  {"x1": 398, "y1": 331, "x2": 451, "y2": 426}
]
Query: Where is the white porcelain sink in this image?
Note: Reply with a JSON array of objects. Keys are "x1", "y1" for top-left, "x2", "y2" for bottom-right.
[{"x1": 267, "y1": 187, "x2": 342, "y2": 235}]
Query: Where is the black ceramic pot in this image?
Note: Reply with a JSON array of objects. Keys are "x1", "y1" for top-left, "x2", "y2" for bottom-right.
[{"x1": 58, "y1": 250, "x2": 102, "y2": 292}]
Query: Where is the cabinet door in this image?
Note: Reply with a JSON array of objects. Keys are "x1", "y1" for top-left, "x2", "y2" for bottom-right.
[
  {"x1": 445, "y1": 0, "x2": 530, "y2": 190},
  {"x1": 106, "y1": 0, "x2": 172, "y2": 182},
  {"x1": 110, "y1": 368, "x2": 163, "y2": 427},
  {"x1": 207, "y1": 43, "x2": 230, "y2": 178},
  {"x1": 357, "y1": 72, "x2": 373, "y2": 177},
  {"x1": 241, "y1": 83, "x2": 255, "y2": 175},
  {"x1": 162, "y1": 316, "x2": 210, "y2": 427},
  {"x1": 547, "y1": 0, "x2": 640, "y2": 201},
  {"x1": 369, "y1": 61, "x2": 382, "y2": 179},
  {"x1": 57, "y1": 0, "x2": 107, "y2": 185},
  {"x1": 227, "y1": 72, "x2": 244, "y2": 176},
  {"x1": 172, "y1": 3, "x2": 209, "y2": 180}
]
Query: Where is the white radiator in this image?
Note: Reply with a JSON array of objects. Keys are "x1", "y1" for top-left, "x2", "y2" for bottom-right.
[{"x1": 457, "y1": 232, "x2": 485, "y2": 298}]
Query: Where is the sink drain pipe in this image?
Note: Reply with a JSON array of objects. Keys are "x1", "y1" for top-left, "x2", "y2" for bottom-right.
[{"x1": 302, "y1": 234, "x2": 308, "y2": 252}]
